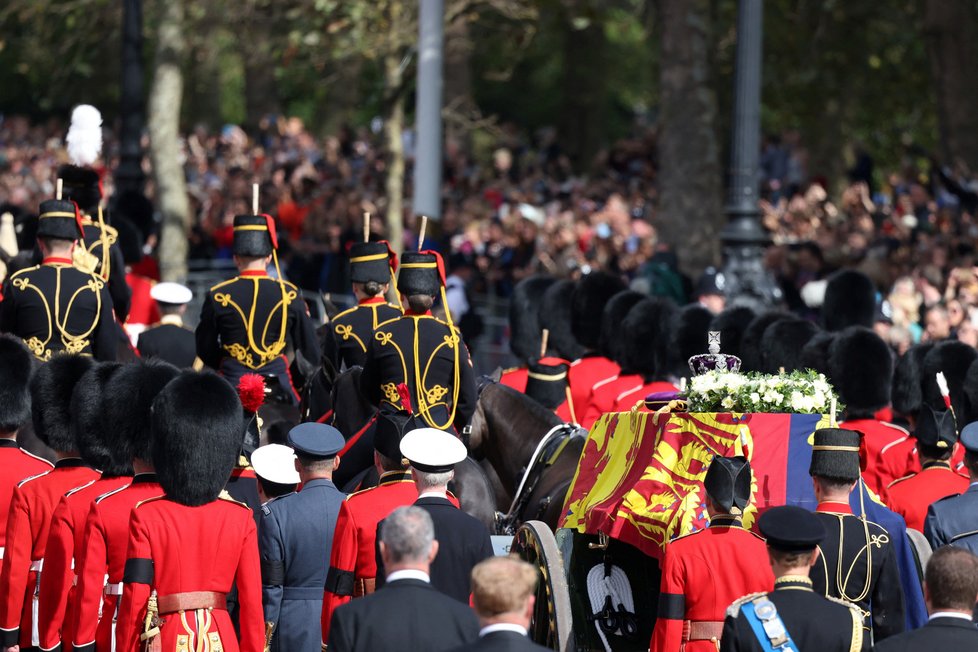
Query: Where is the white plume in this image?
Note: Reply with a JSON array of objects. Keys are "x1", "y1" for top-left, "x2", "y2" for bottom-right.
[{"x1": 65, "y1": 104, "x2": 103, "y2": 166}]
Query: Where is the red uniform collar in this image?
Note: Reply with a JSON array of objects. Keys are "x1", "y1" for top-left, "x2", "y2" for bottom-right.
[
  {"x1": 240, "y1": 270, "x2": 268, "y2": 278},
  {"x1": 359, "y1": 296, "x2": 387, "y2": 306},
  {"x1": 404, "y1": 309, "x2": 433, "y2": 317},
  {"x1": 816, "y1": 501, "x2": 852, "y2": 515},
  {"x1": 43, "y1": 256, "x2": 73, "y2": 266}
]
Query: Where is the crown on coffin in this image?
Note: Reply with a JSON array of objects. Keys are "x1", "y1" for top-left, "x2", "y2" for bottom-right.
[{"x1": 688, "y1": 331, "x2": 742, "y2": 376}]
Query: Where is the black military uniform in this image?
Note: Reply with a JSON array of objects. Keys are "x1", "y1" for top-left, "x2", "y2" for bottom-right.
[
  {"x1": 808, "y1": 428, "x2": 905, "y2": 645},
  {"x1": 0, "y1": 199, "x2": 116, "y2": 360},
  {"x1": 59, "y1": 163, "x2": 132, "y2": 322},
  {"x1": 137, "y1": 282, "x2": 197, "y2": 367},
  {"x1": 925, "y1": 422, "x2": 978, "y2": 554},
  {"x1": 327, "y1": 241, "x2": 402, "y2": 369},
  {"x1": 722, "y1": 506, "x2": 864, "y2": 652},
  {"x1": 196, "y1": 214, "x2": 320, "y2": 402},
  {"x1": 360, "y1": 250, "x2": 476, "y2": 433}
]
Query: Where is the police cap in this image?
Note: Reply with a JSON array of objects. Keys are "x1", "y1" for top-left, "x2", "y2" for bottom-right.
[{"x1": 287, "y1": 422, "x2": 345, "y2": 459}]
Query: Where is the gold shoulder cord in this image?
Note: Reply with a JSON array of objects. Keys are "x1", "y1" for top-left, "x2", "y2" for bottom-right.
[
  {"x1": 217, "y1": 272, "x2": 291, "y2": 369},
  {"x1": 11, "y1": 266, "x2": 102, "y2": 358},
  {"x1": 411, "y1": 286, "x2": 461, "y2": 430},
  {"x1": 837, "y1": 482, "x2": 879, "y2": 605}
]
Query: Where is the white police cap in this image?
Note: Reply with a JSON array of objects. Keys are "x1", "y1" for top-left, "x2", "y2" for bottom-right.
[
  {"x1": 399, "y1": 427, "x2": 467, "y2": 473},
  {"x1": 150, "y1": 282, "x2": 193, "y2": 305},
  {"x1": 251, "y1": 443, "x2": 300, "y2": 485}
]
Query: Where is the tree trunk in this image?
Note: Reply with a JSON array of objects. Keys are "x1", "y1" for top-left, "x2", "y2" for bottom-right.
[
  {"x1": 922, "y1": 0, "x2": 978, "y2": 170},
  {"x1": 655, "y1": 0, "x2": 724, "y2": 276},
  {"x1": 384, "y1": 51, "x2": 405, "y2": 257},
  {"x1": 149, "y1": 0, "x2": 191, "y2": 282}
]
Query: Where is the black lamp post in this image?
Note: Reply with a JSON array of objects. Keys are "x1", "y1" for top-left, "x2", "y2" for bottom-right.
[
  {"x1": 720, "y1": 0, "x2": 781, "y2": 309},
  {"x1": 114, "y1": 0, "x2": 146, "y2": 198}
]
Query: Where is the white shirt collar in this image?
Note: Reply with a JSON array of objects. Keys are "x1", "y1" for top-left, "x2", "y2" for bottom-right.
[
  {"x1": 479, "y1": 623, "x2": 528, "y2": 638},
  {"x1": 385, "y1": 569, "x2": 430, "y2": 584},
  {"x1": 929, "y1": 611, "x2": 973, "y2": 622},
  {"x1": 417, "y1": 491, "x2": 448, "y2": 500}
]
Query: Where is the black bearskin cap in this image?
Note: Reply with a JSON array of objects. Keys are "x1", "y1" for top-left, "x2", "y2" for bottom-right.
[
  {"x1": 525, "y1": 357, "x2": 570, "y2": 410},
  {"x1": 822, "y1": 269, "x2": 876, "y2": 332},
  {"x1": 30, "y1": 354, "x2": 94, "y2": 453},
  {"x1": 892, "y1": 343, "x2": 933, "y2": 418},
  {"x1": 58, "y1": 164, "x2": 101, "y2": 214},
  {"x1": 509, "y1": 275, "x2": 557, "y2": 360},
  {"x1": 703, "y1": 456, "x2": 752, "y2": 514},
  {"x1": 800, "y1": 331, "x2": 837, "y2": 377},
  {"x1": 809, "y1": 428, "x2": 861, "y2": 482},
  {"x1": 114, "y1": 216, "x2": 143, "y2": 265},
  {"x1": 674, "y1": 304, "x2": 714, "y2": 374},
  {"x1": 740, "y1": 311, "x2": 791, "y2": 373},
  {"x1": 620, "y1": 297, "x2": 678, "y2": 379},
  {"x1": 71, "y1": 362, "x2": 132, "y2": 477},
  {"x1": 599, "y1": 290, "x2": 646, "y2": 364},
  {"x1": 708, "y1": 306, "x2": 756, "y2": 360},
  {"x1": 113, "y1": 191, "x2": 154, "y2": 242},
  {"x1": 760, "y1": 317, "x2": 819, "y2": 374},
  {"x1": 828, "y1": 327, "x2": 893, "y2": 419},
  {"x1": 152, "y1": 371, "x2": 244, "y2": 506},
  {"x1": 36, "y1": 199, "x2": 83, "y2": 241},
  {"x1": 104, "y1": 360, "x2": 180, "y2": 464},
  {"x1": 349, "y1": 241, "x2": 394, "y2": 284},
  {"x1": 922, "y1": 341, "x2": 978, "y2": 422},
  {"x1": 539, "y1": 280, "x2": 585, "y2": 361},
  {"x1": 232, "y1": 214, "x2": 275, "y2": 257},
  {"x1": 570, "y1": 272, "x2": 626, "y2": 350},
  {"x1": 397, "y1": 251, "x2": 442, "y2": 297},
  {"x1": 0, "y1": 335, "x2": 34, "y2": 433}
]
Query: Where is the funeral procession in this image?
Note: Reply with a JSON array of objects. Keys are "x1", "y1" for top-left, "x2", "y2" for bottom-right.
[{"x1": 5, "y1": 1, "x2": 978, "y2": 651}]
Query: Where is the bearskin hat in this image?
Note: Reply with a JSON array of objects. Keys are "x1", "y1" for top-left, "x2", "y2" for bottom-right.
[
  {"x1": 539, "y1": 280, "x2": 585, "y2": 361},
  {"x1": 828, "y1": 327, "x2": 893, "y2": 419},
  {"x1": 30, "y1": 354, "x2": 94, "y2": 453},
  {"x1": 152, "y1": 370, "x2": 244, "y2": 507},
  {"x1": 740, "y1": 312, "x2": 791, "y2": 373},
  {"x1": 0, "y1": 335, "x2": 34, "y2": 433},
  {"x1": 509, "y1": 275, "x2": 557, "y2": 360},
  {"x1": 113, "y1": 216, "x2": 143, "y2": 265},
  {"x1": 103, "y1": 360, "x2": 180, "y2": 464},
  {"x1": 892, "y1": 343, "x2": 933, "y2": 419},
  {"x1": 708, "y1": 306, "x2": 756, "y2": 360},
  {"x1": 71, "y1": 362, "x2": 132, "y2": 477},
  {"x1": 113, "y1": 190, "x2": 155, "y2": 242},
  {"x1": 800, "y1": 331, "x2": 837, "y2": 378},
  {"x1": 674, "y1": 304, "x2": 714, "y2": 374},
  {"x1": 760, "y1": 318, "x2": 819, "y2": 374},
  {"x1": 822, "y1": 269, "x2": 876, "y2": 332},
  {"x1": 57, "y1": 164, "x2": 102, "y2": 214},
  {"x1": 570, "y1": 272, "x2": 626, "y2": 351},
  {"x1": 599, "y1": 290, "x2": 647, "y2": 364},
  {"x1": 922, "y1": 341, "x2": 978, "y2": 423},
  {"x1": 620, "y1": 298, "x2": 679, "y2": 380}
]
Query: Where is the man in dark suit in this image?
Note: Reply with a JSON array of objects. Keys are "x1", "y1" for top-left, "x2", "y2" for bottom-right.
[
  {"x1": 375, "y1": 427, "x2": 494, "y2": 602},
  {"x1": 925, "y1": 421, "x2": 978, "y2": 554},
  {"x1": 445, "y1": 556, "x2": 551, "y2": 652},
  {"x1": 327, "y1": 506, "x2": 478, "y2": 652},
  {"x1": 872, "y1": 546, "x2": 978, "y2": 651},
  {"x1": 137, "y1": 281, "x2": 198, "y2": 367}
]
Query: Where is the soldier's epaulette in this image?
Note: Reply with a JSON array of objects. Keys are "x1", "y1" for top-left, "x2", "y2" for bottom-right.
[
  {"x1": 9, "y1": 265, "x2": 41, "y2": 280},
  {"x1": 260, "y1": 492, "x2": 295, "y2": 516},
  {"x1": 65, "y1": 479, "x2": 97, "y2": 498},
  {"x1": 133, "y1": 495, "x2": 165, "y2": 510},
  {"x1": 725, "y1": 592, "x2": 767, "y2": 618},
  {"x1": 218, "y1": 490, "x2": 251, "y2": 510},
  {"x1": 886, "y1": 473, "x2": 914, "y2": 489},
  {"x1": 667, "y1": 528, "x2": 705, "y2": 544},
  {"x1": 375, "y1": 315, "x2": 400, "y2": 330},
  {"x1": 208, "y1": 277, "x2": 238, "y2": 293},
  {"x1": 95, "y1": 484, "x2": 130, "y2": 504},
  {"x1": 333, "y1": 305, "x2": 361, "y2": 322},
  {"x1": 17, "y1": 469, "x2": 53, "y2": 488},
  {"x1": 824, "y1": 594, "x2": 861, "y2": 611}
]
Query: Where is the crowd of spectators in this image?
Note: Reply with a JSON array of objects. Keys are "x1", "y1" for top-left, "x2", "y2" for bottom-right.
[{"x1": 3, "y1": 111, "x2": 978, "y2": 353}]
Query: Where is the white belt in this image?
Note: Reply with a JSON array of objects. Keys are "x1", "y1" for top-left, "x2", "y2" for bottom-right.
[
  {"x1": 0, "y1": 546, "x2": 4, "y2": 559},
  {"x1": 31, "y1": 559, "x2": 43, "y2": 647},
  {"x1": 104, "y1": 582, "x2": 123, "y2": 596}
]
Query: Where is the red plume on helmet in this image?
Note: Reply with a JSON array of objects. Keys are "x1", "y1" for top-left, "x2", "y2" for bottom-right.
[{"x1": 259, "y1": 214, "x2": 279, "y2": 249}]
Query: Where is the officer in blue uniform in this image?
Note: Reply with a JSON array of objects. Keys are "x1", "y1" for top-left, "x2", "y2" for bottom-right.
[
  {"x1": 259, "y1": 423, "x2": 346, "y2": 652},
  {"x1": 925, "y1": 421, "x2": 978, "y2": 554}
]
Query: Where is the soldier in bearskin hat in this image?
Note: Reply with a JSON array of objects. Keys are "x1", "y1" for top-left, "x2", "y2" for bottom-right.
[
  {"x1": 739, "y1": 311, "x2": 790, "y2": 373},
  {"x1": 71, "y1": 360, "x2": 179, "y2": 652},
  {"x1": 499, "y1": 275, "x2": 556, "y2": 392},
  {"x1": 115, "y1": 370, "x2": 263, "y2": 652},
  {"x1": 0, "y1": 355, "x2": 99, "y2": 651},
  {"x1": 326, "y1": 239, "x2": 402, "y2": 370},
  {"x1": 822, "y1": 269, "x2": 876, "y2": 332},
  {"x1": 759, "y1": 317, "x2": 819, "y2": 374},
  {"x1": 651, "y1": 456, "x2": 773, "y2": 652},
  {"x1": 58, "y1": 105, "x2": 132, "y2": 322},
  {"x1": 566, "y1": 272, "x2": 625, "y2": 418},
  {"x1": 0, "y1": 197, "x2": 117, "y2": 361},
  {"x1": 611, "y1": 298, "x2": 680, "y2": 412},
  {"x1": 360, "y1": 249, "x2": 477, "y2": 433},
  {"x1": 808, "y1": 428, "x2": 905, "y2": 644},
  {"x1": 708, "y1": 306, "x2": 756, "y2": 362},
  {"x1": 196, "y1": 213, "x2": 320, "y2": 403},
  {"x1": 537, "y1": 279, "x2": 584, "y2": 362}
]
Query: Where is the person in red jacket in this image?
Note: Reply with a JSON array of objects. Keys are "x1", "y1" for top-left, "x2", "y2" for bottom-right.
[
  {"x1": 0, "y1": 336, "x2": 53, "y2": 560},
  {"x1": 115, "y1": 370, "x2": 264, "y2": 652},
  {"x1": 885, "y1": 406, "x2": 969, "y2": 531},
  {"x1": 611, "y1": 298, "x2": 679, "y2": 413},
  {"x1": 37, "y1": 362, "x2": 133, "y2": 652},
  {"x1": 0, "y1": 355, "x2": 100, "y2": 652},
  {"x1": 321, "y1": 413, "x2": 421, "y2": 642},
  {"x1": 498, "y1": 275, "x2": 556, "y2": 392},
  {"x1": 650, "y1": 456, "x2": 774, "y2": 652},
  {"x1": 566, "y1": 273, "x2": 625, "y2": 418},
  {"x1": 71, "y1": 360, "x2": 178, "y2": 652}
]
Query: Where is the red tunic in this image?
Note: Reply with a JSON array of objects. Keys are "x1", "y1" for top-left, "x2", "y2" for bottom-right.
[
  {"x1": 499, "y1": 367, "x2": 528, "y2": 392},
  {"x1": 124, "y1": 272, "x2": 160, "y2": 331},
  {"x1": 885, "y1": 462, "x2": 969, "y2": 531},
  {"x1": 0, "y1": 460, "x2": 99, "y2": 649},
  {"x1": 877, "y1": 438, "x2": 967, "y2": 494},
  {"x1": 321, "y1": 471, "x2": 418, "y2": 641},
  {"x1": 650, "y1": 517, "x2": 774, "y2": 652},
  {"x1": 38, "y1": 475, "x2": 131, "y2": 651},
  {"x1": 613, "y1": 381, "x2": 679, "y2": 413},
  {"x1": 115, "y1": 496, "x2": 263, "y2": 652},
  {"x1": 581, "y1": 374, "x2": 641, "y2": 429},
  {"x1": 72, "y1": 475, "x2": 164, "y2": 652},
  {"x1": 568, "y1": 355, "x2": 619, "y2": 421},
  {"x1": 840, "y1": 419, "x2": 910, "y2": 495},
  {"x1": 0, "y1": 440, "x2": 53, "y2": 553}
]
